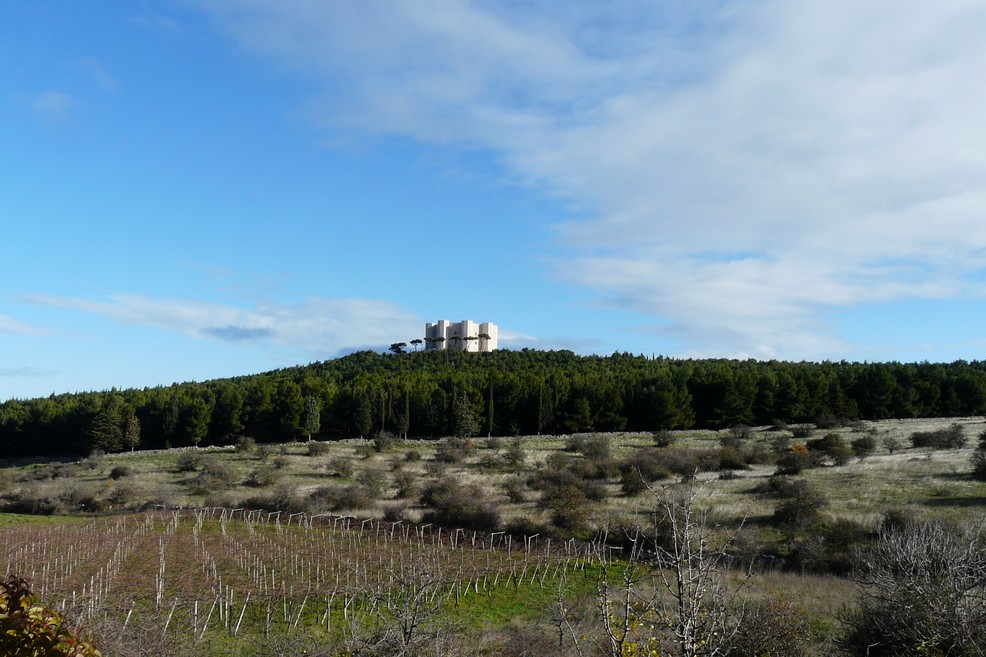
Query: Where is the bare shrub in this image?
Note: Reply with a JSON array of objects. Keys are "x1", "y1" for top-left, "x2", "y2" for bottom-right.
[
  {"x1": 725, "y1": 595, "x2": 811, "y2": 657},
  {"x1": 421, "y1": 478, "x2": 501, "y2": 531},
  {"x1": 307, "y1": 484, "x2": 376, "y2": 512},
  {"x1": 538, "y1": 482, "x2": 591, "y2": 535},
  {"x1": 840, "y1": 518, "x2": 986, "y2": 656},
  {"x1": 881, "y1": 435, "x2": 902, "y2": 454}
]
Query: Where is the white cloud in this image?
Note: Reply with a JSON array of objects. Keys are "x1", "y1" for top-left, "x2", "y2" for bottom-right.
[
  {"x1": 0, "y1": 315, "x2": 45, "y2": 335},
  {"x1": 31, "y1": 91, "x2": 80, "y2": 123},
  {"x1": 199, "y1": 0, "x2": 986, "y2": 359},
  {"x1": 27, "y1": 294, "x2": 422, "y2": 354}
]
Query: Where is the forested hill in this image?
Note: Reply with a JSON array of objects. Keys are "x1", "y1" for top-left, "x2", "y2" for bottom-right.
[{"x1": 3, "y1": 349, "x2": 986, "y2": 457}]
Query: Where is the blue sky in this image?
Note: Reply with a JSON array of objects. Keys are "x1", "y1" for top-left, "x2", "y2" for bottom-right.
[{"x1": 4, "y1": 0, "x2": 986, "y2": 400}]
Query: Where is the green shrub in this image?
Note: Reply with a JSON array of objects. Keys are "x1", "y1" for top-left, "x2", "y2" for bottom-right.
[
  {"x1": 393, "y1": 471, "x2": 419, "y2": 501},
  {"x1": 716, "y1": 446, "x2": 749, "y2": 471},
  {"x1": 434, "y1": 437, "x2": 474, "y2": 463},
  {"x1": 502, "y1": 439, "x2": 526, "y2": 468},
  {"x1": 109, "y1": 464, "x2": 132, "y2": 480},
  {"x1": 911, "y1": 423, "x2": 967, "y2": 449},
  {"x1": 652, "y1": 430, "x2": 676, "y2": 447},
  {"x1": 770, "y1": 479, "x2": 829, "y2": 528},
  {"x1": 188, "y1": 460, "x2": 237, "y2": 495},
  {"x1": 792, "y1": 518, "x2": 869, "y2": 575},
  {"x1": 306, "y1": 440, "x2": 330, "y2": 457},
  {"x1": 791, "y1": 426, "x2": 814, "y2": 439},
  {"x1": 245, "y1": 465, "x2": 279, "y2": 488},
  {"x1": 356, "y1": 469, "x2": 386, "y2": 498},
  {"x1": 0, "y1": 576, "x2": 100, "y2": 656},
  {"x1": 107, "y1": 482, "x2": 139, "y2": 508},
  {"x1": 618, "y1": 448, "x2": 672, "y2": 496},
  {"x1": 851, "y1": 435, "x2": 877, "y2": 460},
  {"x1": 814, "y1": 413, "x2": 845, "y2": 429},
  {"x1": 775, "y1": 443, "x2": 813, "y2": 475},
  {"x1": 235, "y1": 436, "x2": 256, "y2": 453},
  {"x1": 503, "y1": 515, "x2": 551, "y2": 538},
  {"x1": 372, "y1": 431, "x2": 397, "y2": 452},
  {"x1": 329, "y1": 457, "x2": 354, "y2": 478},
  {"x1": 565, "y1": 434, "x2": 611, "y2": 460},
  {"x1": 807, "y1": 433, "x2": 853, "y2": 465},
  {"x1": 381, "y1": 503, "x2": 407, "y2": 522},
  {"x1": 880, "y1": 507, "x2": 918, "y2": 533},
  {"x1": 720, "y1": 425, "x2": 751, "y2": 449},
  {"x1": 175, "y1": 451, "x2": 203, "y2": 472},
  {"x1": 770, "y1": 433, "x2": 792, "y2": 454},
  {"x1": 971, "y1": 448, "x2": 986, "y2": 481},
  {"x1": 502, "y1": 477, "x2": 527, "y2": 503}
]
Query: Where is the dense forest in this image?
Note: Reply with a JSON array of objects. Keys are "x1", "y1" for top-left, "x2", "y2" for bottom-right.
[{"x1": 3, "y1": 349, "x2": 986, "y2": 457}]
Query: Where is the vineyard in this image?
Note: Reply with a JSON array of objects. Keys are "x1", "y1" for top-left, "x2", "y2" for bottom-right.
[{"x1": 1, "y1": 508, "x2": 606, "y2": 655}]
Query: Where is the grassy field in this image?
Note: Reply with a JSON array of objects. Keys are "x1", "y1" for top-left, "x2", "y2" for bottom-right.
[{"x1": 2, "y1": 416, "x2": 986, "y2": 655}]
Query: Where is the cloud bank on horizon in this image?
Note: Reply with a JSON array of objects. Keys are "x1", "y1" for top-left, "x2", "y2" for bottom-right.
[{"x1": 199, "y1": 0, "x2": 986, "y2": 358}]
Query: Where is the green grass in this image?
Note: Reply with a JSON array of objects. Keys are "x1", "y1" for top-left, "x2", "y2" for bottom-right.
[{"x1": 0, "y1": 512, "x2": 83, "y2": 526}]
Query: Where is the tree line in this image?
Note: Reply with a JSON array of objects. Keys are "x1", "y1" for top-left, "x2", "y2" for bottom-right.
[{"x1": 3, "y1": 349, "x2": 986, "y2": 456}]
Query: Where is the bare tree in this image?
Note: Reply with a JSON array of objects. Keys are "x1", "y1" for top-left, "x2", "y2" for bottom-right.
[
  {"x1": 342, "y1": 560, "x2": 460, "y2": 657},
  {"x1": 591, "y1": 483, "x2": 752, "y2": 657}
]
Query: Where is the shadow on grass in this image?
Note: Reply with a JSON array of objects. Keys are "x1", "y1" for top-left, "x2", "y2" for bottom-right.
[{"x1": 922, "y1": 496, "x2": 986, "y2": 508}]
